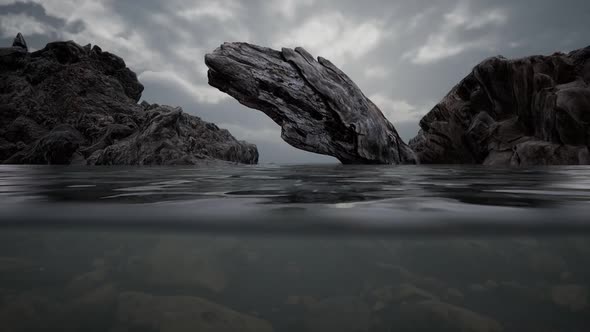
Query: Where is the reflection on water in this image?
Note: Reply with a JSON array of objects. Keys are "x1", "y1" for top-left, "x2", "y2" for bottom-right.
[
  {"x1": 2, "y1": 164, "x2": 590, "y2": 206},
  {"x1": 1, "y1": 165, "x2": 590, "y2": 331}
]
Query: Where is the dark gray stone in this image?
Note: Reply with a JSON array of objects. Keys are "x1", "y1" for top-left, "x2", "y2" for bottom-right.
[
  {"x1": 205, "y1": 42, "x2": 416, "y2": 165},
  {"x1": 410, "y1": 46, "x2": 590, "y2": 166},
  {"x1": 12, "y1": 33, "x2": 28, "y2": 51},
  {"x1": 1, "y1": 34, "x2": 258, "y2": 165}
]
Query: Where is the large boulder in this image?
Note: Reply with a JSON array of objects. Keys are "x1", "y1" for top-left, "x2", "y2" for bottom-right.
[
  {"x1": 410, "y1": 46, "x2": 590, "y2": 165},
  {"x1": 205, "y1": 42, "x2": 416, "y2": 165},
  {"x1": 0, "y1": 34, "x2": 258, "y2": 165}
]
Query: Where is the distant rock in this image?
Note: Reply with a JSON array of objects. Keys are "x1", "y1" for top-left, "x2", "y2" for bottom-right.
[
  {"x1": 411, "y1": 46, "x2": 590, "y2": 165},
  {"x1": 12, "y1": 33, "x2": 27, "y2": 51},
  {"x1": 0, "y1": 34, "x2": 258, "y2": 165},
  {"x1": 206, "y1": 42, "x2": 416, "y2": 165}
]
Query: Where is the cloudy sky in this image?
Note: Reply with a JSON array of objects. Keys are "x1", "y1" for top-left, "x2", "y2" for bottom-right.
[{"x1": 1, "y1": 0, "x2": 589, "y2": 163}]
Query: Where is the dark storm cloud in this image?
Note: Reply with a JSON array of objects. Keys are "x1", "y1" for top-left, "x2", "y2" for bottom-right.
[
  {"x1": 1, "y1": 0, "x2": 589, "y2": 163},
  {"x1": 0, "y1": 1, "x2": 84, "y2": 47}
]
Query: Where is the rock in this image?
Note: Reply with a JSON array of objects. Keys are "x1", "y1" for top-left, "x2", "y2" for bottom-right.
[
  {"x1": 396, "y1": 300, "x2": 504, "y2": 332},
  {"x1": 90, "y1": 105, "x2": 258, "y2": 165},
  {"x1": 66, "y1": 267, "x2": 108, "y2": 295},
  {"x1": 206, "y1": 42, "x2": 416, "y2": 165},
  {"x1": 67, "y1": 284, "x2": 119, "y2": 330},
  {"x1": 0, "y1": 293, "x2": 67, "y2": 332},
  {"x1": 304, "y1": 296, "x2": 371, "y2": 332},
  {"x1": 551, "y1": 284, "x2": 588, "y2": 312},
  {"x1": 12, "y1": 33, "x2": 28, "y2": 51},
  {"x1": 0, "y1": 33, "x2": 258, "y2": 165},
  {"x1": 393, "y1": 283, "x2": 439, "y2": 303},
  {"x1": 445, "y1": 288, "x2": 465, "y2": 301},
  {"x1": 5, "y1": 125, "x2": 86, "y2": 164},
  {"x1": 411, "y1": 46, "x2": 590, "y2": 165},
  {"x1": 132, "y1": 237, "x2": 234, "y2": 293},
  {"x1": 116, "y1": 291, "x2": 274, "y2": 332},
  {"x1": 5, "y1": 116, "x2": 48, "y2": 143},
  {"x1": 366, "y1": 283, "x2": 439, "y2": 313}
]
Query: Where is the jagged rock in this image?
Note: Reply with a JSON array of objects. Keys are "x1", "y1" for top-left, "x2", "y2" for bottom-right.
[
  {"x1": 5, "y1": 116, "x2": 48, "y2": 143},
  {"x1": 89, "y1": 104, "x2": 258, "y2": 165},
  {"x1": 5, "y1": 125, "x2": 86, "y2": 164},
  {"x1": 0, "y1": 34, "x2": 258, "y2": 165},
  {"x1": 206, "y1": 42, "x2": 416, "y2": 164},
  {"x1": 411, "y1": 46, "x2": 590, "y2": 165},
  {"x1": 12, "y1": 33, "x2": 28, "y2": 51}
]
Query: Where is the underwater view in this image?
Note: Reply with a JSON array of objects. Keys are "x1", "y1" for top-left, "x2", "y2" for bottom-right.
[
  {"x1": 2, "y1": 0, "x2": 590, "y2": 331},
  {"x1": 1, "y1": 165, "x2": 590, "y2": 332}
]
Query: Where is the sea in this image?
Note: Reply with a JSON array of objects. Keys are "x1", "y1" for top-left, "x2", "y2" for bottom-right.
[{"x1": 1, "y1": 164, "x2": 589, "y2": 331}]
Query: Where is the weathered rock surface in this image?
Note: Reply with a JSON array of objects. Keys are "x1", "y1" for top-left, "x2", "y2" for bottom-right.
[
  {"x1": 411, "y1": 46, "x2": 590, "y2": 165},
  {"x1": 205, "y1": 42, "x2": 416, "y2": 164},
  {"x1": 0, "y1": 34, "x2": 258, "y2": 165}
]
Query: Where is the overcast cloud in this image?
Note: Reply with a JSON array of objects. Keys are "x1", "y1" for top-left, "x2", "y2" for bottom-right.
[{"x1": 1, "y1": 0, "x2": 588, "y2": 163}]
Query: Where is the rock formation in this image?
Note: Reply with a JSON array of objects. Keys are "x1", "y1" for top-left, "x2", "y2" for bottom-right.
[
  {"x1": 206, "y1": 42, "x2": 590, "y2": 166},
  {"x1": 410, "y1": 46, "x2": 590, "y2": 166},
  {"x1": 0, "y1": 34, "x2": 258, "y2": 165},
  {"x1": 205, "y1": 42, "x2": 417, "y2": 165}
]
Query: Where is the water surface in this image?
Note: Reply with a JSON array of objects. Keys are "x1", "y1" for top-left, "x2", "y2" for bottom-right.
[{"x1": 1, "y1": 165, "x2": 589, "y2": 331}]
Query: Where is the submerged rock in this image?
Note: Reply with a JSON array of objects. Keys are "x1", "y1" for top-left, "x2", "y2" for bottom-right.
[
  {"x1": 116, "y1": 291, "x2": 274, "y2": 332},
  {"x1": 411, "y1": 46, "x2": 590, "y2": 165},
  {"x1": 205, "y1": 42, "x2": 416, "y2": 164},
  {"x1": 396, "y1": 300, "x2": 504, "y2": 332},
  {"x1": 0, "y1": 34, "x2": 258, "y2": 165},
  {"x1": 304, "y1": 296, "x2": 371, "y2": 332},
  {"x1": 551, "y1": 284, "x2": 588, "y2": 312}
]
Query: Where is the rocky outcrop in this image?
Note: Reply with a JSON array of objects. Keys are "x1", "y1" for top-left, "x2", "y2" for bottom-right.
[
  {"x1": 206, "y1": 42, "x2": 590, "y2": 166},
  {"x1": 205, "y1": 42, "x2": 416, "y2": 165},
  {"x1": 0, "y1": 34, "x2": 258, "y2": 165},
  {"x1": 410, "y1": 46, "x2": 590, "y2": 166}
]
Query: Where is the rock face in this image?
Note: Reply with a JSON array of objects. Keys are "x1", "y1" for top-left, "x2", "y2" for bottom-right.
[
  {"x1": 205, "y1": 42, "x2": 416, "y2": 165},
  {"x1": 410, "y1": 46, "x2": 590, "y2": 166},
  {"x1": 0, "y1": 34, "x2": 258, "y2": 165}
]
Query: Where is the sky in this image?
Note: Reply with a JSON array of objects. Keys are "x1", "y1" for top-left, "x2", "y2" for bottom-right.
[{"x1": 1, "y1": 0, "x2": 589, "y2": 164}]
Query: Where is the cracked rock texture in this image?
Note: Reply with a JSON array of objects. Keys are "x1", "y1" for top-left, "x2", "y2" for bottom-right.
[
  {"x1": 410, "y1": 46, "x2": 590, "y2": 166},
  {"x1": 205, "y1": 42, "x2": 416, "y2": 165},
  {"x1": 0, "y1": 34, "x2": 258, "y2": 165}
]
